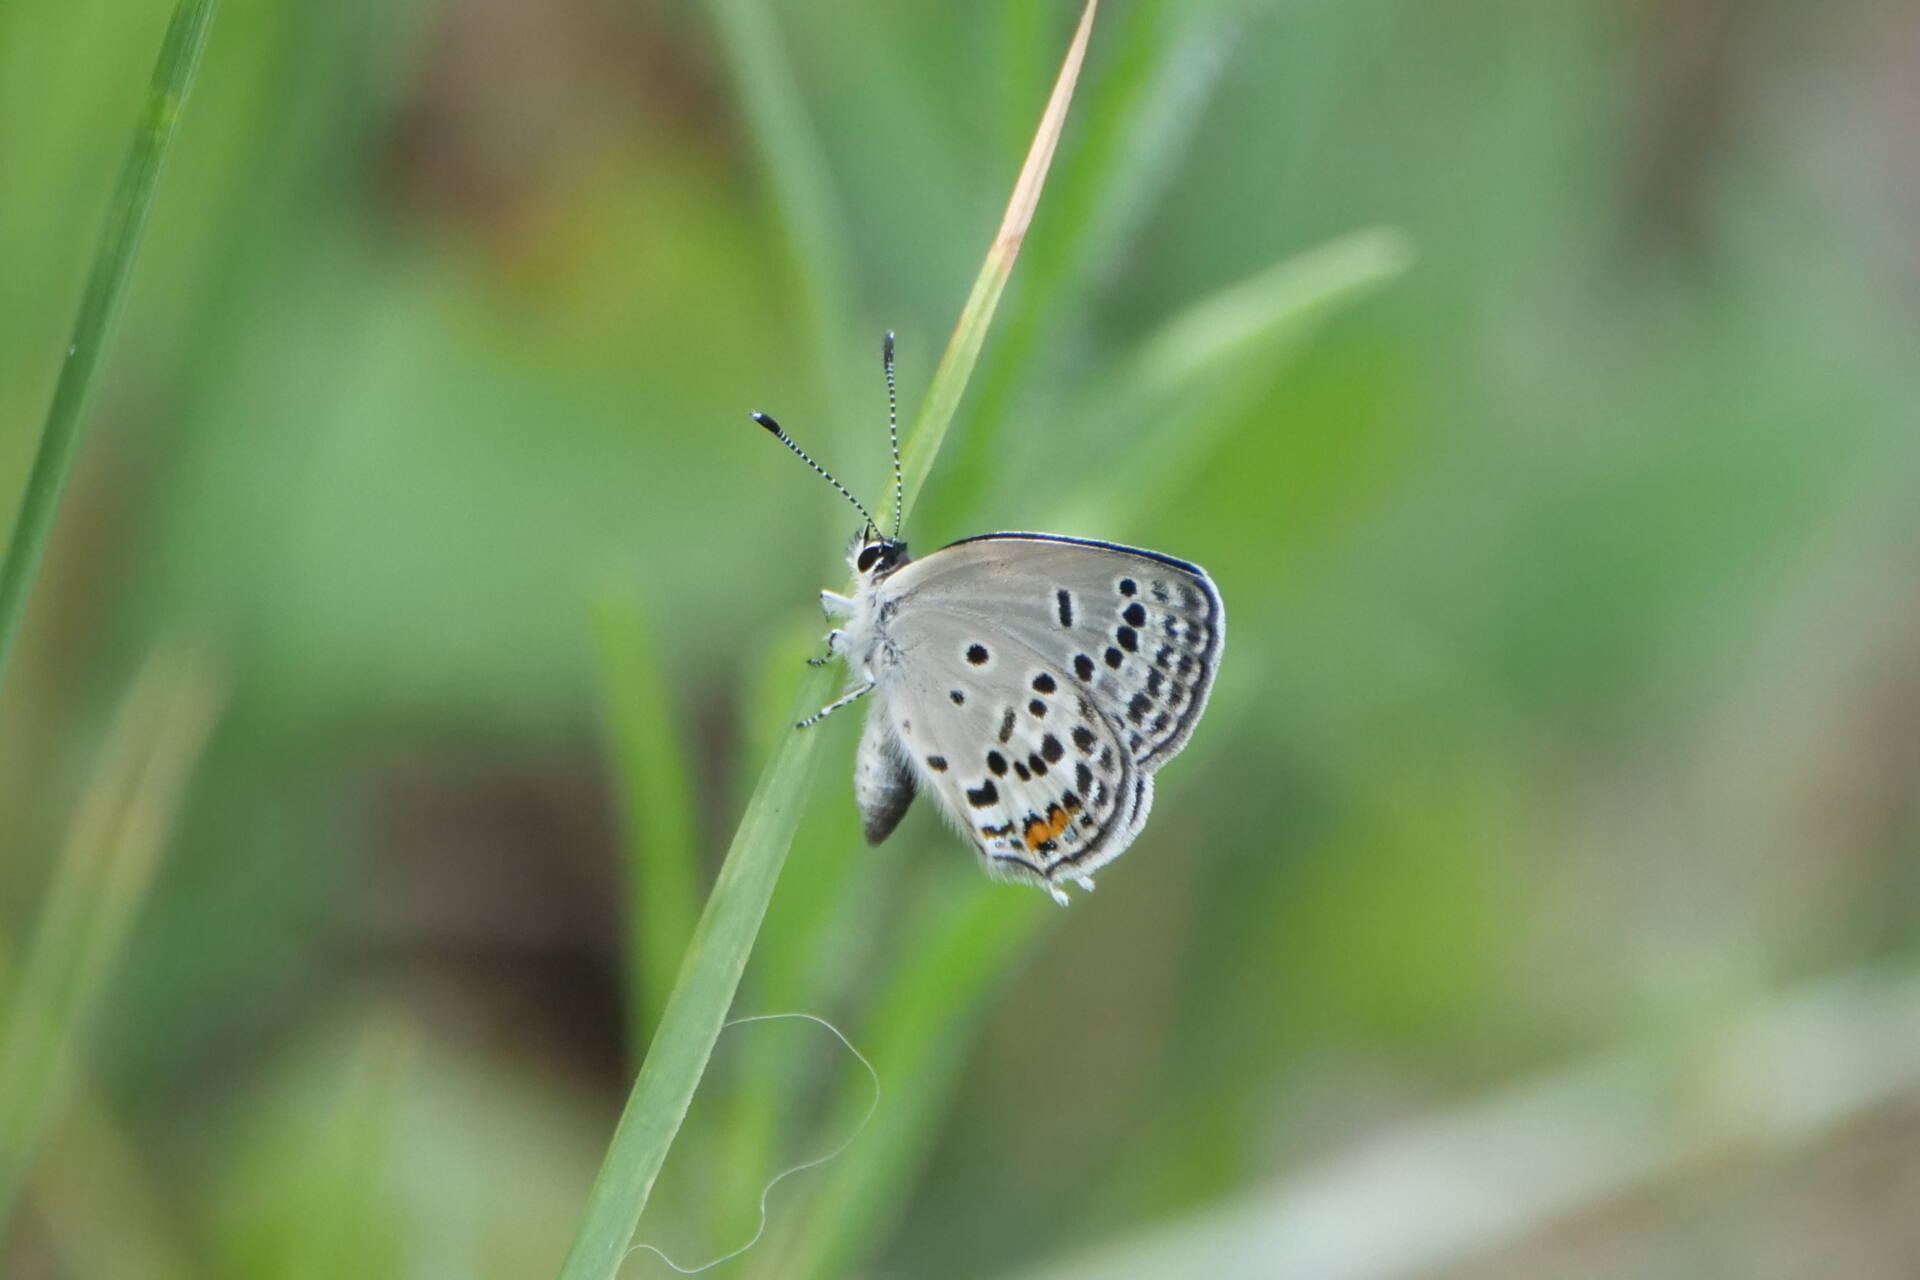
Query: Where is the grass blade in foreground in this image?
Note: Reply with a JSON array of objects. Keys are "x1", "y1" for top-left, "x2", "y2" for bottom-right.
[
  {"x1": 554, "y1": 6, "x2": 1099, "y2": 1277},
  {"x1": 0, "y1": 644, "x2": 223, "y2": 1231},
  {"x1": 591, "y1": 592, "x2": 701, "y2": 1052},
  {"x1": 0, "y1": 0, "x2": 217, "y2": 691}
]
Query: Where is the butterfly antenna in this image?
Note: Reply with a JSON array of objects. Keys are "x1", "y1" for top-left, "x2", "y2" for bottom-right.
[
  {"x1": 751, "y1": 411, "x2": 879, "y2": 532},
  {"x1": 883, "y1": 331, "x2": 903, "y2": 540}
]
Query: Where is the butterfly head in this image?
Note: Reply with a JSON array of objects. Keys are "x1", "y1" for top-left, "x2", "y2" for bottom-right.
[{"x1": 849, "y1": 527, "x2": 908, "y2": 580}]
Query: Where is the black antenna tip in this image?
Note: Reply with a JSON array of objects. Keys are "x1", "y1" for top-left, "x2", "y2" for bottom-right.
[
  {"x1": 750, "y1": 411, "x2": 781, "y2": 434},
  {"x1": 882, "y1": 331, "x2": 895, "y2": 362}
]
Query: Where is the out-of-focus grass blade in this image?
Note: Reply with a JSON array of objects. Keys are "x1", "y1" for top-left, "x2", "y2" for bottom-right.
[
  {"x1": 0, "y1": 0, "x2": 216, "y2": 691},
  {"x1": 1005, "y1": 964, "x2": 1920, "y2": 1280},
  {"x1": 0, "y1": 643, "x2": 222, "y2": 1230},
  {"x1": 215, "y1": 1013, "x2": 416, "y2": 1280},
  {"x1": 709, "y1": 0, "x2": 856, "y2": 422},
  {"x1": 896, "y1": 0, "x2": 1099, "y2": 519},
  {"x1": 281, "y1": 1017, "x2": 414, "y2": 1280},
  {"x1": 27, "y1": 1068, "x2": 198, "y2": 1280},
  {"x1": 1058, "y1": 227, "x2": 1414, "y2": 530},
  {"x1": 590, "y1": 591, "x2": 701, "y2": 1053},
  {"x1": 555, "y1": 7, "x2": 1098, "y2": 1276},
  {"x1": 1122, "y1": 228, "x2": 1414, "y2": 403}
]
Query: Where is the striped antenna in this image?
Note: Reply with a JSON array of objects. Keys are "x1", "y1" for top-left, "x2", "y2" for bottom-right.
[
  {"x1": 883, "y1": 331, "x2": 902, "y2": 539},
  {"x1": 751, "y1": 411, "x2": 878, "y2": 532}
]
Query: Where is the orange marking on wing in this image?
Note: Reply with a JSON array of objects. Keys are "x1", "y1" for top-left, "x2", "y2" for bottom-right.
[{"x1": 1022, "y1": 805, "x2": 1072, "y2": 851}]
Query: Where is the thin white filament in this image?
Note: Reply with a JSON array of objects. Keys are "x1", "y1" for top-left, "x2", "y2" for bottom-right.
[{"x1": 622, "y1": 1013, "x2": 881, "y2": 1276}]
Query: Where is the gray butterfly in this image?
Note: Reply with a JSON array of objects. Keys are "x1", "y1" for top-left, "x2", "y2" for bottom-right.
[{"x1": 755, "y1": 335, "x2": 1224, "y2": 905}]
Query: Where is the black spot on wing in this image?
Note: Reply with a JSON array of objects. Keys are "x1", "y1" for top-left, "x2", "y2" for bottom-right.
[
  {"x1": 1056, "y1": 589, "x2": 1074, "y2": 628},
  {"x1": 1074, "y1": 654, "x2": 1095, "y2": 681},
  {"x1": 967, "y1": 781, "x2": 998, "y2": 807}
]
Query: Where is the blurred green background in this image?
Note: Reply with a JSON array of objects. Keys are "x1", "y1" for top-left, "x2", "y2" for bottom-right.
[{"x1": 5, "y1": 0, "x2": 1920, "y2": 1276}]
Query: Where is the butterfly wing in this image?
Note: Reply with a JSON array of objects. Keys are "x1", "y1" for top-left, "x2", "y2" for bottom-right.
[
  {"x1": 885, "y1": 534, "x2": 1223, "y2": 771},
  {"x1": 867, "y1": 533, "x2": 1222, "y2": 889},
  {"x1": 863, "y1": 645, "x2": 1151, "y2": 888}
]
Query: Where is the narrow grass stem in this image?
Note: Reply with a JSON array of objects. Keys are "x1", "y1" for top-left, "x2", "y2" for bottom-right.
[{"x1": 0, "y1": 0, "x2": 216, "y2": 692}]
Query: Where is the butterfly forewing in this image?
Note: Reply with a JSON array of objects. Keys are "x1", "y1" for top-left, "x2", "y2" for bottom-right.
[{"x1": 883, "y1": 535, "x2": 1222, "y2": 772}]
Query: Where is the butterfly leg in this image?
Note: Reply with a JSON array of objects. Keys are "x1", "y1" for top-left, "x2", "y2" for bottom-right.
[
  {"x1": 796, "y1": 679, "x2": 874, "y2": 729},
  {"x1": 806, "y1": 628, "x2": 846, "y2": 667},
  {"x1": 820, "y1": 590, "x2": 854, "y2": 617}
]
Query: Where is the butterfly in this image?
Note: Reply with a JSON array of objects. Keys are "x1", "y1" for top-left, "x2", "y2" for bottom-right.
[{"x1": 754, "y1": 334, "x2": 1224, "y2": 905}]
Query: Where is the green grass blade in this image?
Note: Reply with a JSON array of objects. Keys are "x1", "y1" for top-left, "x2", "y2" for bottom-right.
[
  {"x1": 896, "y1": 0, "x2": 1099, "y2": 522},
  {"x1": 0, "y1": 0, "x2": 216, "y2": 691},
  {"x1": 556, "y1": 7, "x2": 1098, "y2": 1276},
  {"x1": 556, "y1": 659, "x2": 835, "y2": 1280},
  {"x1": 1114, "y1": 227, "x2": 1415, "y2": 404},
  {"x1": 590, "y1": 591, "x2": 702, "y2": 1053},
  {"x1": 0, "y1": 643, "x2": 223, "y2": 1230},
  {"x1": 930, "y1": 0, "x2": 1231, "y2": 534}
]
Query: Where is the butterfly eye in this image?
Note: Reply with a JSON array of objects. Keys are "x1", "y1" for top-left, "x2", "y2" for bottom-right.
[{"x1": 856, "y1": 545, "x2": 885, "y2": 573}]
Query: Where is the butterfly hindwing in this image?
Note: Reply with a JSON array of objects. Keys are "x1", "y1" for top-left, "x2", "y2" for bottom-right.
[{"x1": 870, "y1": 640, "x2": 1149, "y2": 885}]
